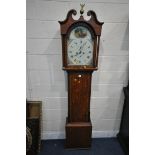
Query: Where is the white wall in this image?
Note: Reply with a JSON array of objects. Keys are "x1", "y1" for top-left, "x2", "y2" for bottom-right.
[{"x1": 26, "y1": 0, "x2": 129, "y2": 139}]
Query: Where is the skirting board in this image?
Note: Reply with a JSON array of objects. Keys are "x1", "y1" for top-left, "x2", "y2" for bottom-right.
[{"x1": 42, "y1": 130, "x2": 119, "y2": 140}]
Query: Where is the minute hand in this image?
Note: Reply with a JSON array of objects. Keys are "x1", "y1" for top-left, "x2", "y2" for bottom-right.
[
  {"x1": 78, "y1": 46, "x2": 87, "y2": 58},
  {"x1": 81, "y1": 42, "x2": 87, "y2": 49},
  {"x1": 74, "y1": 42, "x2": 86, "y2": 56},
  {"x1": 78, "y1": 42, "x2": 87, "y2": 53}
]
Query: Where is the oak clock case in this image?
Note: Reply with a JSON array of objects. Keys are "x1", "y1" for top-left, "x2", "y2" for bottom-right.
[{"x1": 59, "y1": 8, "x2": 103, "y2": 148}]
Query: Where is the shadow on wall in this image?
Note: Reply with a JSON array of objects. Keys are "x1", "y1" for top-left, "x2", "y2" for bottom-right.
[
  {"x1": 91, "y1": 21, "x2": 129, "y2": 133},
  {"x1": 122, "y1": 21, "x2": 129, "y2": 86},
  {"x1": 122, "y1": 22, "x2": 129, "y2": 51},
  {"x1": 114, "y1": 21, "x2": 129, "y2": 132},
  {"x1": 114, "y1": 90, "x2": 125, "y2": 133},
  {"x1": 94, "y1": 21, "x2": 129, "y2": 89}
]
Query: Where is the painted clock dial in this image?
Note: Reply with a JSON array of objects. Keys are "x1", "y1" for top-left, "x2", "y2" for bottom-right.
[{"x1": 67, "y1": 26, "x2": 94, "y2": 66}]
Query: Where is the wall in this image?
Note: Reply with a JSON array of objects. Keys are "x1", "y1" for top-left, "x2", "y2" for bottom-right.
[{"x1": 26, "y1": 0, "x2": 129, "y2": 139}]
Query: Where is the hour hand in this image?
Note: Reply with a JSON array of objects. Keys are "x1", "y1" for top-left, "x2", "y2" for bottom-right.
[
  {"x1": 78, "y1": 52, "x2": 85, "y2": 58},
  {"x1": 74, "y1": 52, "x2": 79, "y2": 56},
  {"x1": 79, "y1": 51, "x2": 82, "y2": 54},
  {"x1": 78, "y1": 42, "x2": 86, "y2": 51},
  {"x1": 81, "y1": 42, "x2": 87, "y2": 49},
  {"x1": 75, "y1": 50, "x2": 82, "y2": 56}
]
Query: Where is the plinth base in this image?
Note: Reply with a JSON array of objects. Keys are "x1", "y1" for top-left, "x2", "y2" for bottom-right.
[{"x1": 65, "y1": 118, "x2": 92, "y2": 149}]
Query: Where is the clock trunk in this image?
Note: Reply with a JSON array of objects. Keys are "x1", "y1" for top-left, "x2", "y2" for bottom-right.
[
  {"x1": 68, "y1": 71, "x2": 92, "y2": 122},
  {"x1": 66, "y1": 71, "x2": 92, "y2": 148}
]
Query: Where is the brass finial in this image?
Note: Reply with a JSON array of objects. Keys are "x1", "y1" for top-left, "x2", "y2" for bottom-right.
[{"x1": 80, "y1": 3, "x2": 85, "y2": 15}]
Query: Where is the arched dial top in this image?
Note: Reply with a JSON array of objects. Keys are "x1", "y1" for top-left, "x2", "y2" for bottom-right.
[{"x1": 67, "y1": 25, "x2": 94, "y2": 66}]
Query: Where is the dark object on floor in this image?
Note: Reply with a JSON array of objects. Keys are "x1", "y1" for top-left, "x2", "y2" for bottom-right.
[
  {"x1": 27, "y1": 118, "x2": 40, "y2": 155},
  {"x1": 38, "y1": 138, "x2": 125, "y2": 155},
  {"x1": 26, "y1": 101, "x2": 42, "y2": 155},
  {"x1": 117, "y1": 84, "x2": 129, "y2": 154}
]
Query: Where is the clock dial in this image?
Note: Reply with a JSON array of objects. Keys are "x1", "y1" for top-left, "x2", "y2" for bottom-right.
[{"x1": 67, "y1": 26, "x2": 94, "y2": 65}]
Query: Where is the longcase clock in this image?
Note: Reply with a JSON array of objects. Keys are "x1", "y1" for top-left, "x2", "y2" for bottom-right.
[{"x1": 59, "y1": 5, "x2": 103, "y2": 148}]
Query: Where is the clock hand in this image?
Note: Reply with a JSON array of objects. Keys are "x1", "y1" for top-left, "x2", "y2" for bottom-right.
[
  {"x1": 77, "y1": 42, "x2": 89, "y2": 58},
  {"x1": 74, "y1": 42, "x2": 86, "y2": 57},
  {"x1": 73, "y1": 41, "x2": 87, "y2": 57},
  {"x1": 74, "y1": 51, "x2": 80, "y2": 56},
  {"x1": 81, "y1": 42, "x2": 87, "y2": 49},
  {"x1": 78, "y1": 52, "x2": 85, "y2": 58},
  {"x1": 77, "y1": 41, "x2": 87, "y2": 53}
]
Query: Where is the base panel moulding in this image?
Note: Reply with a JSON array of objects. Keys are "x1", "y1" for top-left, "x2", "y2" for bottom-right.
[{"x1": 65, "y1": 118, "x2": 92, "y2": 149}]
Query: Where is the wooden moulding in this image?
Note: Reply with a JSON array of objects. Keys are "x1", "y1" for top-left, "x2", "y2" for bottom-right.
[
  {"x1": 26, "y1": 101, "x2": 42, "y2": 154},
  {"x1": 65, "y1": 118, "x2": 92, "y2": 149},
  {"x1": 59, "y1": 9, "x2": 104, "y2": 36}
]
